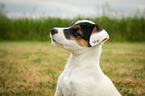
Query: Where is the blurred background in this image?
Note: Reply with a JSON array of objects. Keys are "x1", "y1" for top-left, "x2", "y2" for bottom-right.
[
  {"x1": 0, "y1": 0, "x2": 145, "y2": 41},
  {"x1": 0, "y1": 0, "x2": 145, "y2": 96}
]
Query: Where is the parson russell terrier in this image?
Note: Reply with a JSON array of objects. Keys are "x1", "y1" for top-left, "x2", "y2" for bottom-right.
[{"x1": 50, "y1": 20, "x2": 121, "y2": 96}]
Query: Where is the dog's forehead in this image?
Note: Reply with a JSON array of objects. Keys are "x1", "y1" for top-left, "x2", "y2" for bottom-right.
[{"x1": 69, "y1": 20, "x2": 95, "y2": 27}]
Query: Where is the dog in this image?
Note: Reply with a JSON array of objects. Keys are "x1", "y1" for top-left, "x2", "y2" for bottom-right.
[{"x1": 50, "y1": 20, "x2": 121, "y2": 96}]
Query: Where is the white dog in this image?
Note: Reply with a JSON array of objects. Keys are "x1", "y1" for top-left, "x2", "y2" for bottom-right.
[{"x1": 50, "y1": 20, "x2": 121, "y2": 96}]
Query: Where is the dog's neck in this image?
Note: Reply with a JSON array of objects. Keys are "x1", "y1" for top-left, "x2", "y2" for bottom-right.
[{"x1": 64, "y1": 45, "x2": 103, "y2": 73}]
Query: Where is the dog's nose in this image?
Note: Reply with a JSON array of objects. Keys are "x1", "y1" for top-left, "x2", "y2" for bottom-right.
[{"x1": 51, "y1": 28, "x2": 58, "y2": 35}]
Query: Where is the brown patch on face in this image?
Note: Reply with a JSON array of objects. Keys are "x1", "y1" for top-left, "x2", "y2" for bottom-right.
[
  {"x1": 73, "y1": 25, "x2": 81, "y2": 29},
  {"x1": 70, "y1": 36, "x2": 89, "y2": 47}
]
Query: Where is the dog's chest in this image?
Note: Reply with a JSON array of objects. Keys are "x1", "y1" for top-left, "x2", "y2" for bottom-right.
[
  {"x1": 58, "y1": 68, "x2": 99, "y2": 96},
  {"x1": 59, "y1": 71, "x2": 76, "y2": 95},
  {"x1": 56, "y1": 62, "x2": 121, "y2": 96}
]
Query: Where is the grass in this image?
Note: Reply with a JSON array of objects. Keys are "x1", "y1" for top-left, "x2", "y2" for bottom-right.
[{"x1": 0, "y1": 42, "x2": 145, "y2": 96}]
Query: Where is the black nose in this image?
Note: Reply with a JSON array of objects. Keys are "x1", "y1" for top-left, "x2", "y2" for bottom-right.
[{"x1": 51, "y1": 28, "x2": 58, "y2": 35}]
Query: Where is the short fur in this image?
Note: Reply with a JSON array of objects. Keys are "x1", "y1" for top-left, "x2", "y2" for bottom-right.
[{"x1": 50, "y1": 20, "x2": 121, "y2": 96}]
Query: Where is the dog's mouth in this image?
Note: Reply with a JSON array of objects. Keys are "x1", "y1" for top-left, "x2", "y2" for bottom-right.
[
  {"x1": 52, "y1": 39, "x2": 63, "y2": 46},
  {"x1": 52, "y1": 39, "x2": 59, "y2": 44},
  {"x1": 52, "y1": 39, "x2": 57, "y2": 42}
]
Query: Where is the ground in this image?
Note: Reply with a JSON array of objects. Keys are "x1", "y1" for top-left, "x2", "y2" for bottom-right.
[{"x1": 0, "y1": 42, "x2": 145, "y2": 96}]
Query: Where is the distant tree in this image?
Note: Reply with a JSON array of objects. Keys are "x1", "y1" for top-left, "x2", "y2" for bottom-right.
[
  {"x1": 0, "y1": 3, "x2": 10, "y2": 40},
  {"x1": 0, "y1": 3, "x2": 8, "y2": 19}
]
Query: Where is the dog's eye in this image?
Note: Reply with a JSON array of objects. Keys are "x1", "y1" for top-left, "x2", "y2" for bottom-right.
[{"x1": 72, "y1": 29, "x2": 80, "y2": 36}]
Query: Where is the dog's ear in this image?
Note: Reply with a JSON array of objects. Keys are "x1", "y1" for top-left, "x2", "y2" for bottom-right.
[{"x1": 89, "y1": 25, "x2": 109, "y2": 46}]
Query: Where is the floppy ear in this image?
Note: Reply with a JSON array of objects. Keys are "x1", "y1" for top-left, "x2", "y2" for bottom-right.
[{"x1": 89, "y1": 28, "x2": 109, "y2": 46}]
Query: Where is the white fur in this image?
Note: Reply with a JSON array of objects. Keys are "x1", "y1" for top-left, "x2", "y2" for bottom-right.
[
  {"x1": 66, "y1": 20, "x2": 96, "y2": 29},
  {"x1": 50, "y1": 21, "x2": 121, "y2": 96},
  {"x1": 74, "y1": 20, "x2": 95, "y2": 25}
]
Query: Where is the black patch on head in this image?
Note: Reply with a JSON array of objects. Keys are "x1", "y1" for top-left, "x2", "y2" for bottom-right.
[
  {"x1": 64, "y1": 22, "x2": 94, "y2": 40},
  {"x1": 64, "y1": 21, "x2": 102, "y2": 46},
  {"x1": 79, "y1": 23, "x2": 96, "y2": 41}
]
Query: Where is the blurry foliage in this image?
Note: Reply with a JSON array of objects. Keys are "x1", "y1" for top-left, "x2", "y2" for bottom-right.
[
  {"x1": 0, "y1": 3, "x2": 145, "y2": 42},
  {"x1": 0, "y1": 3, "x2": 10, "y2": 40}
]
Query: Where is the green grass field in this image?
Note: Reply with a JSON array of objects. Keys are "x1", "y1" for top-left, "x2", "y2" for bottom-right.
[{"x1": 0, "y1": 42, "x2": 145, "y2": 96}]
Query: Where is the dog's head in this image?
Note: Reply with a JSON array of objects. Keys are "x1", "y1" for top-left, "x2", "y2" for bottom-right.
[{"x1": 50, "y1": 20, "x2": 109, "y2": 53}]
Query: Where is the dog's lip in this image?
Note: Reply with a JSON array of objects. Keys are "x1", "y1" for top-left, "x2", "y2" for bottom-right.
[
  {"x1": 52, "y1": 39, "x2": 59, "y2": 44},
  {"x1": 52, "y1": 39, "x2": 56, "y2": 42},
  {"x1": 52, "y1": 39, "x2": 68, "y2": 48},
  {"x1": 52, "y1": 39, "x2": 61, "y2": 45}
]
